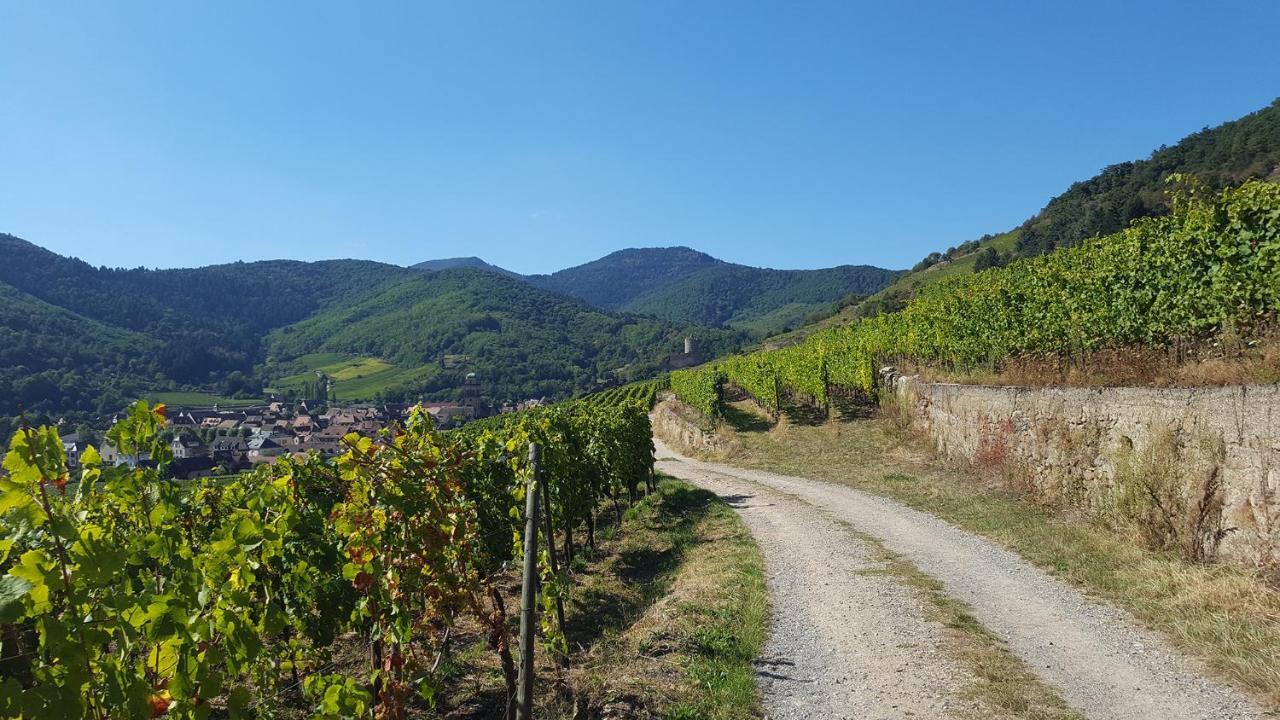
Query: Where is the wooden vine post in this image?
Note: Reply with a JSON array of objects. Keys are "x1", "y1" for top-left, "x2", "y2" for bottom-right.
[{"x1": 515, "y1": 442, "x2": 542, "y2": 720}]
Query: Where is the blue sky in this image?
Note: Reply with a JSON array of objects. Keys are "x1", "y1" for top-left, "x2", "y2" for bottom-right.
[{"x1": 2, "y1": 2, "x2": 1278, "y2": 274}]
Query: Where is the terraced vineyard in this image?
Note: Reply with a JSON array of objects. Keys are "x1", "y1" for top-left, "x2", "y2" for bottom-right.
[{"x1": 674, "y1": 179, "x2": 1280, "y2": 415}]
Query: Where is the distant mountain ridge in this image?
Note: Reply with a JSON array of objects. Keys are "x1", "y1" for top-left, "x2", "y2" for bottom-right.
[
  {"x1": 411, "y1": 256, "x2": 519, "y2": 277},
  {"x1": 414, "y1": 246, "x2": 902, "y2": 335},
  {"x1": 0, "y1": 234, "x2": 740, "y2": 437},
  {"x1": 525, "y1": 247, "x2": 726, "y2": 309}
]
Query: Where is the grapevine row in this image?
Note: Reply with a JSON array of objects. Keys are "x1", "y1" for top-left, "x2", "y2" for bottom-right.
[
  {"x1": 0, "y1": 398, "x2": 655, "y2": 719},
  {"x1": 581, "y1": 379, "x2": 665, "y2": 409}
]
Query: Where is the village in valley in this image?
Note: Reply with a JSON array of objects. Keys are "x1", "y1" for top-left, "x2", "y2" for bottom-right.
[{"x1": 53, "y1": 372, "x2": 551, "y2": 480}]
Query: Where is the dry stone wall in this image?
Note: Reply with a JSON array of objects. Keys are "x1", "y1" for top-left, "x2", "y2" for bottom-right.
[
  {"x1": 650, "y1": 397, "x2": 737, "y2": 455},
  {"x1": 894, "y1": 375, "x2": 1280, "y2": 570}
]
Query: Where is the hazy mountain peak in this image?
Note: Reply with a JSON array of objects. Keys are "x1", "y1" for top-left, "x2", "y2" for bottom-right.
[{"x1": 411, "y1": 256, "x2": 519, "y2": 277}]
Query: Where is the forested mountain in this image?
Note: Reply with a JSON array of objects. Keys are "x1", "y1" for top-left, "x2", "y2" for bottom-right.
[
  {"x1": 0, "y1": 236, "x2": 743, "y2": 435},
  {"x1": 527, "y1": 247, "x2": 725, "y2": 308},
  {"x1": 267, "y1": 268, "x2": 742, "y2": 402},
  {"x1": 525, "y1": 247, "x2": 900, "y2": 334},
  {"x1": 0, "y1": 281, "x2": 159, "y2": 421},
  {"x1": 0, "y1": 234, "x2": 411, "y2": 383},
  {"x1": 622, "y1": 263, "x2": 902, "y2": 333},
  {"x1": 411, "y1": 256, "x2": 519, "y2": 277}
]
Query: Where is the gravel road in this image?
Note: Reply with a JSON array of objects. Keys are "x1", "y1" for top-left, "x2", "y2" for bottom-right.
[{"x1": 653, "y1": 436, "x2": 1266, "y2": 720}]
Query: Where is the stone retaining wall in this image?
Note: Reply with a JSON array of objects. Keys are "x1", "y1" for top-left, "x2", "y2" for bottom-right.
[
  {"x1": 894, "y1": 375, "x2": 1280, "y2": 569},
  {"x1": 650, "y1": 397, "x2": 736, "y2": 455}
]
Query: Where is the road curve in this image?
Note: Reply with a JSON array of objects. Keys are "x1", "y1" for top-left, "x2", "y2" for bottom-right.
[{"x1": 653, "y1": 436, "x2": 1266, "y2": 720}]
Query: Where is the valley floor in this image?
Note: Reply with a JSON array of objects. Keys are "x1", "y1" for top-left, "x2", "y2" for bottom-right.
[{"x1": 653, "y1": 413, "x2": 1276, "y2": 719}]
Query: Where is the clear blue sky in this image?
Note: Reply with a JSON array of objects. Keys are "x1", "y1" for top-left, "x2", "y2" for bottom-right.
[{"x1": 3, "y1": 2, "x2": 1278, "y2": 274}]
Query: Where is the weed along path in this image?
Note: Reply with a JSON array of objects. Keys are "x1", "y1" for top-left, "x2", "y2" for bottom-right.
[{"x1": 652, "y1": 436, "x2": 1267, "y2": 720}]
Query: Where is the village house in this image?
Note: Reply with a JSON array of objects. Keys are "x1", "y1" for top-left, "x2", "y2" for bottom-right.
[
  {"x1": 170, "y1": 436, "x2": 208, "y2": 459},
  {"x1": 99, "y1": 442, "x2": 148, "y2": 469},
  {"x1": 247, "y1": 436, "x2": 286, "y2": 464},
  {"x1": 209, "y1": 437, "x2": 249, "y2": 467},
  {"x1": 60, "y1": 433, "x2": 85, "y2": 469},
  {"x1": 425, "y1": 404, "x2": 473, "y2": 427}
]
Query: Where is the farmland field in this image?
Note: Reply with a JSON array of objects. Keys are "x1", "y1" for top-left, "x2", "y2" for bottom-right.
[{"x1": 270, "y1": 353, "x2": 438, "y2": 400}]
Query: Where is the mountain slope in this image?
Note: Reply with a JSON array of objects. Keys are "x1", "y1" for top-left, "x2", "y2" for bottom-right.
[
  {"x1": 0, "y1": 280, "x2": 160, "y2": 425},
  {"x1": 625, "y1": 263, "x2": 902, "y2": 333},
  {"x1": 1018, "y1": 98, "x2": 1280, "y2": 256},
  {"x1": 411, "y1": 256, "x2": 519, "y2": 277},
  {"x1": 770, "y1": 98, "x2": 1280, "y2": 345},
  {"x1": 527, "y1": 247, "x2": 900, "y2": 334},
  {"x1": 0, "y1": 234, "x2": 412, "y2": 381},
  {"x1": 265, "y1": 268, "x2": 743, "y2": 402},
  {"x1": 527, "y1": 247, "x2": 726, "y2": 309},
  {"x1": 0, "y1": 237, "x2": 746, "y2": 427}
]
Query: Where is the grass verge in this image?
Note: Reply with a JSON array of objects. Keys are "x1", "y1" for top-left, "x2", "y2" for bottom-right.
[
  {"x1": 563, "y1": 477, "x2": 766, "y2": 719},
  {"x1": 691, "y1": 399, "x2": 1280, "y2": 709}
]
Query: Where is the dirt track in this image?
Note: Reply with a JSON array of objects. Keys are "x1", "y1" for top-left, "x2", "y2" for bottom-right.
[{"x1": 653, "y1": 436, "x2": 1265, "y2": 720}]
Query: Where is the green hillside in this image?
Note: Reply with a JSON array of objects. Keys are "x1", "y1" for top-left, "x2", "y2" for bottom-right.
[
  {"x1": 775, "y1": 99, "x2": 1280, "y2": 345},
  {"x1": 0, "y1": 234, "x2": 412, "y2": 383},
  {"x1": 265, "y1": 268, "x2": 744, "y2": 403},
  {"x1": 268, "y1": 354, "x2": 439, "y2": 402},
  {"x1": 1017, "y1": 98, "x2": 1280, "y2": 255},
  {"x1": 624, "y1": 262, "x2": 902, "y2": 334},
  {"x1": 411, "y1": 256, "x2": 519, "y2": 277},
  {"x1": 679, "y1": 179, "x2": 1280, "y2": 413},
  {"x1": 0, "y1": 280, "x2": 160, "y2": 437}
]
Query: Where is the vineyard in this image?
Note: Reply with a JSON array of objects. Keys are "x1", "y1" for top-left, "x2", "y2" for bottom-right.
[
  {"x1": 0, "y1": 398, "x2": 655, "y2": 719},
  {"x1": 672, "y1": 178, "x2": 1280, "y2": 417},
  {"x1": 580, "y1": 378, "x2": 665, "y2": 409}
]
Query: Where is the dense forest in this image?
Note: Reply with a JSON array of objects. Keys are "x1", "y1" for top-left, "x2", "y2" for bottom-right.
[
  {"x1": 0, "y1": 283, "x2": 157, "y2": 430},
  {"x1": 0, "y1": 235, "x2": 412, "y2": 384}
]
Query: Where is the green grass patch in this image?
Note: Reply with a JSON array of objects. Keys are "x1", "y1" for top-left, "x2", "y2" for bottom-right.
[{"x1": 145, "y1": 391, "x2": 262, "y2": 407}]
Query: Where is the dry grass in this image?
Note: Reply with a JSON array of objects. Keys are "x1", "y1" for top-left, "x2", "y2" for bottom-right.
[
  {"x1": 699, "y1": 401, "x2": 1280, "y2": 709},
  {"x1": 899, "y1": 336, "x2": 1280, "y2": 389}
]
